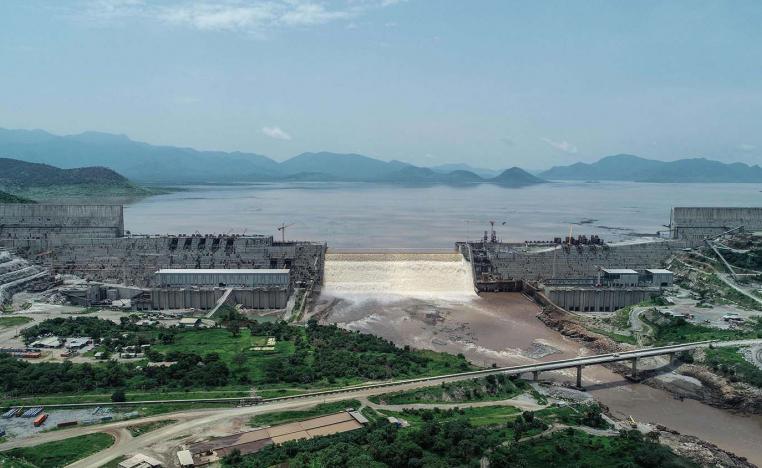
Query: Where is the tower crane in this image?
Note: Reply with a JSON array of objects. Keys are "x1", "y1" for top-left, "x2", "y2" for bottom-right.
[{"x1": 277, "y1": 223, "x2": 295, "y2": 242}]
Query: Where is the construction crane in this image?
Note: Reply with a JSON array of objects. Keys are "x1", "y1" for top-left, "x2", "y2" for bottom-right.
[{"x1": 277, "y1": 223, "x2": 295, "y2": 242}]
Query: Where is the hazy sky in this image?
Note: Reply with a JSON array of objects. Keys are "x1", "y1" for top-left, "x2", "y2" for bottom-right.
[{"x1": 1, "y1": 0, "x2": 761, "y2": 169}]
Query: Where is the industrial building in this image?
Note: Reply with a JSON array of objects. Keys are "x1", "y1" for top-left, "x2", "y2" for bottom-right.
[
  {"x1": 189, "y1": 411, "x2": 367, "y2": 465},
  {"x1": 155, "y1": 269, "x2": 290, "y2": 288},
  {"x1": 541, "y1": 268, "x2": 674, "y2": 313},
  {"x1": 600, "y1": 269, "x2": 639, "y2": 287}
]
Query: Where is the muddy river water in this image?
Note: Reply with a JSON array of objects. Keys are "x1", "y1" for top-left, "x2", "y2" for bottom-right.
[{"x1": 316, "y1": 255, "x2": 762, "y2": 464}]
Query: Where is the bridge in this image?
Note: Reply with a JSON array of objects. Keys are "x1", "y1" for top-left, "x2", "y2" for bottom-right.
[{"x1": 30, "y1": 340, "x2": 723, "y2": 409}]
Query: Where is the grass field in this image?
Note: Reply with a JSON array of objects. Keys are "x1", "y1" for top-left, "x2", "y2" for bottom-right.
[
  {"x1": 0, "y1": 316, "x2": 33, "y2": 328},
  {"x1": 2, "y1": 433, "x2": 114, "y2": 467},
  {"x1": 249, "y1": 399, "x2": 361, "y2": 427},
  {"x1": 152, "y1": 328, "x2": 293, "y2": 384}
]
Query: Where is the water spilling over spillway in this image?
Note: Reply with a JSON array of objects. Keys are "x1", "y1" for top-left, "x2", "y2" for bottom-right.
[{"x1": 322, "y1": 252, "x2": 477, "y2": 300}]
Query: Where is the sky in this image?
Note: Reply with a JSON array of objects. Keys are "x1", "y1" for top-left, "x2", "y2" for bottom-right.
[{"x1": 1, "y1": 0, "x2": 761, "y2": 170}]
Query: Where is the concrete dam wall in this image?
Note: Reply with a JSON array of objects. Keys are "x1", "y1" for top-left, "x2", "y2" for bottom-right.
[
  {"x1": 0, "y1": 204, "x2": 124, "y2": 240},
  {"x1": 672, "y1": 207, "x2": 762, "y2": 242},
  {"x1": 482, "y1": 239, "x2": 683, "y2": 282}
]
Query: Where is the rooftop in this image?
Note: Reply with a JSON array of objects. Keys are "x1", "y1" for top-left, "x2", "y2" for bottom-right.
[
  {"x1": 156, "y1": 269, "x2": 289, "y2": 275},
  {"x1": 645, "y1": 269, "x2": 673, "y2": 274},
  {"x1": 602, "y1": 268, "x2": 639, "y2": 274}
]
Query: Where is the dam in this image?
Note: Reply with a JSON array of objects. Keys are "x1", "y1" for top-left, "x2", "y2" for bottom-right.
[{"x1": 322, "y1": 252, "x2": 476, "y2": 300}]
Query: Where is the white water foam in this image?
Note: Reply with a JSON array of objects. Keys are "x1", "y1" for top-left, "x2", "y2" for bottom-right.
[{"x1": 322, "y1": 254, "x2": 477, "y2": 302}]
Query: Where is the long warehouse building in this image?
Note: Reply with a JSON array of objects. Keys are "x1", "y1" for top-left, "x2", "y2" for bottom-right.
[{"x1": 155, "y1": 269, "x2": 290, "y2": 288}]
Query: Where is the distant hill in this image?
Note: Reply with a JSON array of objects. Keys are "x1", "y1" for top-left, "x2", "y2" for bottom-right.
[
  {"x1": 0, "y1": 158, "x2": 146, "y2": 198},
  {"x1": 541, "y1": 154, "x2": 762, "y2": 182},
  {"x1": 0, "y1": 128, "x2": 544, "y2": 187},
  {"x1": 430, "y1": 163, "x2": 500, "y2": 178},
  {"x1": 279, "y1": 152, "x2": 409, "y2": 180},
  {"x1": 0, "y1": 190, "x2": 35, "y2": 203},
  {"x1": 490, "y1": 167, "x2": 546, "y2": 187},
  {"x1": 0, "y1": 128, "x2": 279, "y2": 183}
]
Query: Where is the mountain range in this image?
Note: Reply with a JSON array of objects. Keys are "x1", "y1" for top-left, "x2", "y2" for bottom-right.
[
  {"x1": 0, "y1": 128, "x2": 543, "y2": 187},
  {"x1": 1, "y1": 128, "x2": 759, "y2": 186},
  {"x1": 540, "y1": 154, "x2": 762, "y2": 183}
]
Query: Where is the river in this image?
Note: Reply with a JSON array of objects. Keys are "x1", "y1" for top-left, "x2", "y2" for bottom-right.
[{"x1": 314, "y1": 254, "x2": 762, "y2": 464}]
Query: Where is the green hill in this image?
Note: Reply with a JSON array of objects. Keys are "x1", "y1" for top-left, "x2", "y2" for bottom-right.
[
  {"x1": 0, "y1": 158, "x2": 152, "y2": 199},
  {"x1": 0, "y1": 190, "x2": 36, "y2": 203}
]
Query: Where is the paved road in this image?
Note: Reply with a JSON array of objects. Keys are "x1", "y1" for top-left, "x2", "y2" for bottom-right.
[{"x1": 1, "y1": 339, "x2": 760, "y2": 466}]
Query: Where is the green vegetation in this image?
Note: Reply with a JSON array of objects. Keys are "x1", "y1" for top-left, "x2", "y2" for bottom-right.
[
  {"x1": 1, "y1": 316, "x2": 471, "y2": 399},
  {"x1": 126, "y1": 419, "x2": 177, "y2": 437},
  {"x1": 704, "y1": 346, "x2": 762, "y2": 387},
  {"x1": 2, "y1": 433, "x2": 114, "y2": 467},
  {"x1": 587, "y1": 326, "x2": 638, "y2": 345},
  {"x1": 647, "y1": 315, "x2": 762, "y2": 345},
  {"x1": 228, "y1": 406, "x2": 687, "y2": 468},
  {"x1": 0, "y1": 190, "x2": 35, "y2": 204},
  {"x1": 0, "y1": 454, "x2": 36, "y2": 467},
  {"x1": 0, "y1": 316, "x2": 33, "y2": 328},
  {"x1": 249, "y1": 399, "x2": 360, "y2": 427},
  {"x1": 369, "y1": 374, "x2": 529, "y2": 404},
  {"x1": 491, "y1": 428, "x2": 695, "y2": 468}
]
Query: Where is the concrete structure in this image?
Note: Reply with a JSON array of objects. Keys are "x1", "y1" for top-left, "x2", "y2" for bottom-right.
[
  {"x1": 460, "y1": 238, "x2": 684, "y2": 286},
  {"x1": 155, "y1": 269, "x2": 289, "y2": 288},
  {"x1": 642, "y1": 269, "x2": 674, "y2": 287},
  {"x1": 0, "y1": 249, "x2": 52, "y2": 304},
  {"x1": 118, "y1": 454, "x2": 162, "y2": 468},
  {"x1": 544, "y1": 286, "x2": 661, "y2": 312},
  {"x1": 601, "y1": 268, "x2": 639, "y2": 287},
  {"x1": 150, "y1": 286, "x2": 289, "y2": 311},
  {"x1": 0, "y1": 204, "x2": 124, "y2": 240},
  {"x1": 671, "y1": 207, "x2": 762, "y2": 242}
]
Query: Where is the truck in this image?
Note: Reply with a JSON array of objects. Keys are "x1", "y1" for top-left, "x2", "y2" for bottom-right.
[{"x1": 33, "y1": 413, "x2": 48, "y2": 427}]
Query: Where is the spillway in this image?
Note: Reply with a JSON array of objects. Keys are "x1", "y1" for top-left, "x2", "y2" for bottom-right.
[{"x1": 322, "y1": 252, "x2": 476, "y2": 300}]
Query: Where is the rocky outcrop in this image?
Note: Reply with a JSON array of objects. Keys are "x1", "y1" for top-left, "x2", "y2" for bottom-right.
[
  {"x1": 658, "y1": 426, "x2": 756, "y2": 468},
  {"x1": 537, "y1": 305, "x2": 762, "y2": 414}
]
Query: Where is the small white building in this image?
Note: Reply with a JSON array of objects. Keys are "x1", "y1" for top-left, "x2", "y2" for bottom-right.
[
  {"x1": 118, "y1": 454, "x2": 162, "y2": 468},
  {"x1": 65, "y1": 337, "x2": 91, "y2": 349},
  {"x1": 30, "y1": 336, "x2": 62, "y2": 348},
  {"x1": 178, "y1": 317, "x2": 202, "y2": 328}
]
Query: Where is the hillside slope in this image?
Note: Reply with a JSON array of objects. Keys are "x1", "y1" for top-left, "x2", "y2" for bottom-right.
[
  {"x1": 541, "y1": 154, "x2": 762, "y2": 182},
  {"x1": 0, "y1": 158, "x2": 147, "y2": 198}
]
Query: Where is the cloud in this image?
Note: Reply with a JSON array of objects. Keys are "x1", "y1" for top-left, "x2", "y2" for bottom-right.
[
  {"x1": 542, "y1": 137, "x2": 578, "y2": 154},
  {"x1": 77, "y1": 0, "x2": 403, "y2": 34},
  {"x1": 262, "y1": 126, "x2": 292, "y2": 140},
  {"x1": 738, "y1": 143, "x2": 756, "y2": 152},
  {"x1": 500, "y1": 136, "x2": 515, "y2": 146}
]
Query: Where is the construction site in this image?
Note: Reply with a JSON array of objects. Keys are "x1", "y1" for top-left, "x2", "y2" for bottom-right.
[
  {"x1": 0, "y1": 204, "x2": 326, "y2": 314},
  {"x1": 3, "y1": 205, "x2": 762, "y2": 317}
]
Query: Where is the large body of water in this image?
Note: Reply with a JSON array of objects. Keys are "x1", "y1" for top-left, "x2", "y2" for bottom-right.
[{"x1": 125, "y1": 181, "x2": 762, "y2": 248}]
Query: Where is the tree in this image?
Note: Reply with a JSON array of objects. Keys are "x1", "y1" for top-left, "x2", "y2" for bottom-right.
[
  {"x1": 111, "y1": 388, "x2": 126, "y2": 402},
  {"x1": 222, "y1": 448, "x2": 242, "y2": 466},
  {"x1": 227, "y1": 321, "x2": 241, "y2": 338}
]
